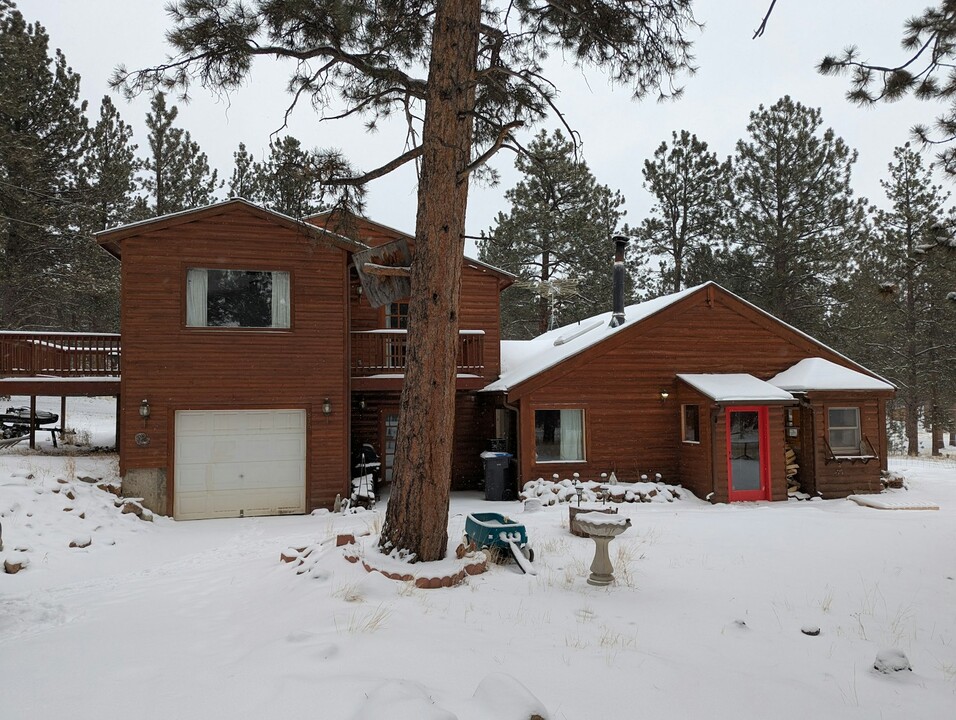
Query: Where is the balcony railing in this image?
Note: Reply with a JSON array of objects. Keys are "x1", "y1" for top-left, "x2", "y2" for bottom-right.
[
  {"x1": 0, "y1": 332, "x2": 121, "y2": 377},
  {"x1": 351, "y1": 329, "x2": 484, "y2": 377}
]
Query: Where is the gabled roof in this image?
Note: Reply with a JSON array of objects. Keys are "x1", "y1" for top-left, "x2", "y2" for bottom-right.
[
  {"x1": 677, "y1": 373, "x2": 796, "y2": 404},
  {"x1": 95, "y1": 198, "x2": 365, "y2": 259},
  {"x1": 769, "y1": 357, "x2": 896, "y2": 392},
  {"x1": 483, "y1": 284, "x2": 704, "y2": 392},
  {"x1": 483, "y1": 282, "x2": 891, "y2": 396},
  {"x1": 308, "y1": 209, "x2": 516, "y2": 289}
]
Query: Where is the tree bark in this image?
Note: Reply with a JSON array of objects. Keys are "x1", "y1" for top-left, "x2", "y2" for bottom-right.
[{"x1": 378, "y1": 0, "x2": 479, "y2": 562}]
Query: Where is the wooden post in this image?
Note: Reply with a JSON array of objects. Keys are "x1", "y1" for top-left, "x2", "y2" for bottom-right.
[
  {"x1": 29, "y1": 395, "x2": 36, "y2": 449},
  {"x1": 60, "y1": 396, "x2": 67, "y2": 439},
  {"x1": 114, "y1": 394, "x2": 121, "y2": 451}
]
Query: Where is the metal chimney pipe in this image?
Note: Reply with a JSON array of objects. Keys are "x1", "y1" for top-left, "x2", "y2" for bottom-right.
[{"x1": 608, "y1": 235, "x2": 629, "y2": 328}]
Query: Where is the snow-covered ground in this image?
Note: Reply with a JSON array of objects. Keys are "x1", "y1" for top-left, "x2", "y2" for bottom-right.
[{"x1": 1, "y1": 398, "x2": 955, "y2": 719}]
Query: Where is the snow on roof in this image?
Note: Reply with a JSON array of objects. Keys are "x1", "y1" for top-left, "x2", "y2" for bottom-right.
[
  {"x1": 769, "y1": 357, "x2": 896, "y2": 392},
  {"x1": 483, "y1": 284, "x2": 705, "y2": 392},
  {"x1": 677, "y1": 374, "x2": 795, "y2": 403}
]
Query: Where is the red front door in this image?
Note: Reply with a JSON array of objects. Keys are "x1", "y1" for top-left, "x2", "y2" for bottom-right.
[{"x1": 726, "y1": 406, "x2": 771, "y2": 501}]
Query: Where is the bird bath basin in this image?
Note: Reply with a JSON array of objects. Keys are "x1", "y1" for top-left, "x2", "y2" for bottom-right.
[{"x1": 573, "y1": 512, "x2": 632, "y2": 586}]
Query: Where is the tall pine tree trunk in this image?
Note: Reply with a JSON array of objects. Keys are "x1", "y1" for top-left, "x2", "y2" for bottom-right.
[{"x1": 378, "y1": 0, "x2": 479, "y2": 562}]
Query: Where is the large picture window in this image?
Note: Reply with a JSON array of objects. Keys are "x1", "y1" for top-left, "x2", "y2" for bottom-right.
[
  {"x1": 534, "y1": 409, "x2": 585, "y2": 462},
  {"x1": 186, "y1": 269, "x2": 291, "y2": 328},
  {"x1": 828, "y1": 407, "x2": 861, "y2": 453}
]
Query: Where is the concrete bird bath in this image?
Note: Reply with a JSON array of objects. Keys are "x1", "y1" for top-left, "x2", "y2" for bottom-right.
[{"x1": 573, "y1": 512, "x2": 632, "y2": 586}]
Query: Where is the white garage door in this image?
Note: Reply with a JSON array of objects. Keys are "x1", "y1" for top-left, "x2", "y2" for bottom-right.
[{"x1": 174, "y1": 409, "x2": 307, "y2": 520}]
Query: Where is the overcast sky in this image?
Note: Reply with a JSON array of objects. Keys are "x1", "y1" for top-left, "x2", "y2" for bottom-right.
[{"x1": 19, "y1": 1, "x2": 941, "y2": 248}]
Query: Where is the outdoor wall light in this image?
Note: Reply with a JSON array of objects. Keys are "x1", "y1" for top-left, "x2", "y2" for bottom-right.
[
  {"x1": 322, "y1": 397, "x2": 332, "y2": 416},
  {"x1": 659, "y1": 390, "x2": 670, "y2": 402},
  {"x1": 358, "y1": 396, "x2": 367, "y2": 411},
  {"x1": 139, "y1": 399, "x2": 151, "y2": 422}
]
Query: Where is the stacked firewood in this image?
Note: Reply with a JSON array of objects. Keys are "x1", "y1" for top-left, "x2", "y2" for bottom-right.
[{"x1": 785, "y1": 446, "x2": 800, "y2": 495}]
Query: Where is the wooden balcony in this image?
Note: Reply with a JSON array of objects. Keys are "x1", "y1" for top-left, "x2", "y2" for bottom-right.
[
  {"x1": 0, "y1": 332, "x2": 121, "y2": 378},
  {"x1": 351, "y1": 329, "x2": 485, "y2": 389}
]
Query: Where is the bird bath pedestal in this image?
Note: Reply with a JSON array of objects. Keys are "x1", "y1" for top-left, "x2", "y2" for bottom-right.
[{"x1": 573, "y1": 512, "x2": 632, "y2": 586}]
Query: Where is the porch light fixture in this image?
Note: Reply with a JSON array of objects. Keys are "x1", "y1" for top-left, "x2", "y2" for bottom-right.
[
  {"x1": 659, "y1": 390, "x2": 670, "y2": 402},
  {"x1": 358, "y1": 396, "x2": 367, "y2": 411},
  {"x1": 139, "y1": 399, "x2": 150, "y2": 423},
  {"x1": 322, "y1": 397, "x2": 332, "y2": 416}
]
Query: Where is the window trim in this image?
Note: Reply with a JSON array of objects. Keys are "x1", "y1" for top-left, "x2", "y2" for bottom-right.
[
  {"x1": 681, "y1": 403, "x2": 701, "y2": 444},
  {"x1": 182, "y1": 265, "x2": 293, "y2": 331},
  {"x1": 533, "y1": 406, "x2": 587, "y2": 464},
  {"x1": 827, "y1": 406, "x2": 861, "y2": 454}
]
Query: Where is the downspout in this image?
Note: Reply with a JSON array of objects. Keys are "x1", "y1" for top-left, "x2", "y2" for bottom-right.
[
  {"x1": 708, "y1": 405, "x2": 720, "y2": 502},
  {"x1": 503, "y1": 396, "x2": 521, "y2": 487}
]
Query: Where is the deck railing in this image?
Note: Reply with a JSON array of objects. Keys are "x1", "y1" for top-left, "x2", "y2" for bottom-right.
[
  {"x1": 351, "y1": 329, "x2": 484, "y2": 377},
  {"x1": 0, "y1": 332, "x2": 121, "y2": 377}
]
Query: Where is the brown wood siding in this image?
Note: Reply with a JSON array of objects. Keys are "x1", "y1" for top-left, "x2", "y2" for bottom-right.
[
  {"x1": 808, "y1": 393, "x2": 884, "y2": 498},
  {"x1": 350, "y1": 390, "x2": 494, "y2": 491},
  {"x1": 117, "y1": 206, "x2": 351, "y2": 512},
  {"x1": 513, "y1": 292, "x2": 885, "y2": 499},
  {"x1": 676, "y1": 386, "x2": 714, "y2": 500}
]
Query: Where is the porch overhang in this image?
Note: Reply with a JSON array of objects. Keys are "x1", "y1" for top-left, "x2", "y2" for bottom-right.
[{"x1": 676, "y1": 373, "x2": 796, "y2": 405}]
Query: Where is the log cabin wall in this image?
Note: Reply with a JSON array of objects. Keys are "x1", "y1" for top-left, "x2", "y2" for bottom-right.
[
  {"x1": 117, "y1": 206, "x2": 351, "y2": 513},
  {"x1": 808, "y1": 392, "x2": 886, "y2": 497},
  {"x1": 510, "y1": 290, "x2": 880, "y2": 491},
  {"x1": 349, "y1": 390, "x2": 495, "y2": 490},
  {"x1": 675, "y1": 385, "x2": 714, "y2": 500}
]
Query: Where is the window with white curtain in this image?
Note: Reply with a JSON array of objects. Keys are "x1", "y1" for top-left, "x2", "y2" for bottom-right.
[
  {"x1": 534, "y1": 408, "x2": 585, "y2": 462},
  {"x1": 186, "y1": 268, "x2": 291, "y2": 328}
]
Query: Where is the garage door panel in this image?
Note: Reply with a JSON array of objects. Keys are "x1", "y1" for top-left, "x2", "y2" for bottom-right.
[{"x1": 174, "y1": 409, "x2": 307, "y2": 520}]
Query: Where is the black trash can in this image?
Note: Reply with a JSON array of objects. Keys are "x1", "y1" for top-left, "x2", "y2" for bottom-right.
[{"x1": 481, "y1": 451, "x2": 513, "y2": 501}]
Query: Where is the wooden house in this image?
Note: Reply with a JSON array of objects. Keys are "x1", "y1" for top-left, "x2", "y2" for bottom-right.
[
  {"x1": 90, "y1": 199, "x2": 511, "y2": 520},
  {"x1": 482, "y1": 282, "x2": 895, "y2": 503}
]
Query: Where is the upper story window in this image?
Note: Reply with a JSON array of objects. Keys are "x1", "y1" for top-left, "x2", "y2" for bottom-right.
[
  {"x1": 386, "y1": 302, "x2": 409, "y2": 329},
  {"x1": 682, "y1": 404, "x2": 700, "y2": 443},
  {"x1": 186, "y1": 268, "x2": 291, "y2": 328},
  {"x1": 828, "y1": 407, "x2": 861, "y2": 454}
]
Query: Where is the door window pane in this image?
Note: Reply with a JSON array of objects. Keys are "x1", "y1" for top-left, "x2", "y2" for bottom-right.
[{"x1": 729, "y1": 411, "x2": 761, "y2": 491}]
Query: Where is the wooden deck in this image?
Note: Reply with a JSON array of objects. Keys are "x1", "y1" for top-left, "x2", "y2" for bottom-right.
[{"x1": 0, "y1": 332, "x2": 121, "y2": 448}]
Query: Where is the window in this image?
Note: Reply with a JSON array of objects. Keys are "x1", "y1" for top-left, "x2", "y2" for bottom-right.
[
  {"x1": 534, "y1": 409, "x2": 585, "y2": 462},
  {"x1": 186, "y1": 269, "x2": 290, "y2": 328},
  {"x1": 828, "y1": 407, "x2": 861, "y2": 453},
  {"x1": 682, "y1": 404, "x2": 700, "y2": 443},
  {"x1": 385, "y1": 302, "x2": 409, "y2": 329},
  {"x1": 384, "y1": 302, "x2": 409, "y2": 367}
]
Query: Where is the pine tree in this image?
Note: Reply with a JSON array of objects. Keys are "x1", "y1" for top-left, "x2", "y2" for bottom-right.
[
  {"x1": 141, "y1": 92, "x2": 219, "y2": 217},
  {"x1": 68, "y1": 95, "x2": 139, "y2": 330},
  {"x1": 635, "y1": 130, "x2": 729, "y2": 294},
  {"x1": 722, "y1": 96, "x2": 865, "y2": 338},
  {"x1": 257, "y1": 136, "x2": 325, "y2": 218},
  {"x1": 0, "y1": 1, "x2": 89, "y2": 329},
  {"x1": 478, "y1": 129, "x2": 626, "y2": 338},
  {"x1": 115, "y1": 0, "x2": 697, "y2": 561},
  {"x1": 838, "y1": 145, "x2": 956, "y2": 455},
  {"x1": 228, "y1": 142, "x2": 259, "y2": 200}
]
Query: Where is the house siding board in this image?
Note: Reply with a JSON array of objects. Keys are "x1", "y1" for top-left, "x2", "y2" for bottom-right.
[
  {"x1": 117, "y1": 207, "x2": 350, "y2": 513},
  {"x1": 513, "y1": 292, "x2": 882, "y2": 498}
]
